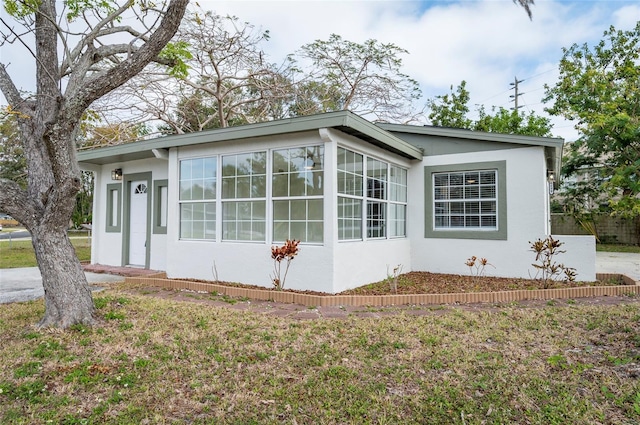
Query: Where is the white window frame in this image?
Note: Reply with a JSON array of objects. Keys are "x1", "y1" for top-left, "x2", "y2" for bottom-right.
[
  {"x1": 271, "y1": 145, "x2": 324, "y2": 244},
  {"x1": 179, "y1": 157, "x2": 217, "y2": 240},
  {"x1": 337, "y1": 147, "x2": 407, "y2": 241},
  {"x1": 221, "y1": 152, "x2": 267, "y2": 242},
  {"x1": 424, "y1": 161, "x2": 507, "y2": 240},
  {"x1": 433, "y1": 170, "x2": 497, "y2": 230}
]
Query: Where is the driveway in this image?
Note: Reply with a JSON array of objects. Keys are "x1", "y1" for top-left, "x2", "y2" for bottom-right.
[
  {"x1": 595, "y1": 251, "x2": 640, "y2": 281},
  {"x1": 0, "y1": 268, "x2": 125, "y2": 304}
]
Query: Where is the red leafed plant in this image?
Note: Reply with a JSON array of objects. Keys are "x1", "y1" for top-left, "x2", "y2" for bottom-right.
[{"x1": 270, "y1": 239, "x2": 300, "y2": 290}]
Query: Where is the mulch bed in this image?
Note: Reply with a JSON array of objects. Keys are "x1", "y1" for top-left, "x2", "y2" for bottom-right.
[
  {"x1": 341, "y1": 272, "x2": 625, "y2": 295},
  {"x1": 173, "y1": 272, "x2": 627, "y2": 297}
]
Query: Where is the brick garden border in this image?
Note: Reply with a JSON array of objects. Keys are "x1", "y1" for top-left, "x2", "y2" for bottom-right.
[{"x1": 124, "y1": 273, "x2": 639, "y2": 308}]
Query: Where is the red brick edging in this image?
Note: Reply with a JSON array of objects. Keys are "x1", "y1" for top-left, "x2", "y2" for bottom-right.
[{"x1": 124, "y1": 273, "x2": 639, "y2": 308}]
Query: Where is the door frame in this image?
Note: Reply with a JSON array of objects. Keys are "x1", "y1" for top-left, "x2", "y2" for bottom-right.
[{"x1": 122, "y1": 172, "x2": 152, "y2": 268}]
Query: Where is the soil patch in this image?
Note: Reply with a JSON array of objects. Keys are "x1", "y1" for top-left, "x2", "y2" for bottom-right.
[{"x1": 174, "y1": 272, "x2": 626, "y2": 297}]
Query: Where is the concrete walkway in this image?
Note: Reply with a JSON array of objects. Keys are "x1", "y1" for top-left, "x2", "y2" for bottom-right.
[
  {"x1": 595, "y1": 251, "x2": 640, "y2": 282},
  {"x1": 0, "y1": 267, "x2": 125, "y2": 304}
]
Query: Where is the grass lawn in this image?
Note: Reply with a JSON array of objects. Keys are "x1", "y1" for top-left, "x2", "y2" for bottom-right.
[
  {"x1": 1, "y1": 291, "x2": 640, "y2": 423},
  {"x1": 597, "y1": 243, "x2": 640, "y2": 254},
  {"x1": 0, "y1": 237, "x2": 91, "y2": 268}
]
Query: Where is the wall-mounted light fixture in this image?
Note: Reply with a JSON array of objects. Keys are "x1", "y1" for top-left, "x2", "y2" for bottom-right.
[
  {"x1": 547, "y1": 170, "x2": 555, "y2": 195},
  {"x1": 111, "y1": 168, "x2": 123, "y2": 181}
]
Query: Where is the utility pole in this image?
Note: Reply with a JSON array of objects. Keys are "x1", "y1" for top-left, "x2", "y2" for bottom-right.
[{"x1": 509, "y1": 76, "x2": 524, "y2": 110}]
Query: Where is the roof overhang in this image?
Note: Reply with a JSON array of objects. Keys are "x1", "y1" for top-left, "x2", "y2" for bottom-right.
[
  {"x1": 378, "y1": 123, "x2": 564, "y2": 185},
  {"x1": 77, "y1": 111, "x2": 423, "y2": 166}
]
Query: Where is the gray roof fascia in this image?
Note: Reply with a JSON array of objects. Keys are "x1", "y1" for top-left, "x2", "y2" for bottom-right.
[
  {"x1": 338, "y1": 113, "x2": 422, "y2": 160},
  {"x1": 378, "y1": 122, "x2": 564, "y2": 178},
  {"x1": 77, "y1": 111, "x2": 423, "y2": 165},
  {"x1": 378, "y1": 122, "x2": 563, "y2": 148}
]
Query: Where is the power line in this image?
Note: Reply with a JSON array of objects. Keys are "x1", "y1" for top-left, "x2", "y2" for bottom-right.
[{"x1": 476, "y1": 66, "x2": 556, "y2": 106}]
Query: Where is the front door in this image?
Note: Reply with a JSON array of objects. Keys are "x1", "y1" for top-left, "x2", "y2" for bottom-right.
[{"x1": 128, "y1": 181, "x2": 148, "y2": 266}]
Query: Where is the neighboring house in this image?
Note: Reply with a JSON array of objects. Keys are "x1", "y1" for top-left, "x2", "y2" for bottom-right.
[{"x1": 77, "y1": 111, "x2": 595, "y2": 293}]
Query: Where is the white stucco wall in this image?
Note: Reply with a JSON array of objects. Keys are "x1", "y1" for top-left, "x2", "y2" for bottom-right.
[
  {"x1": 408, "y1": 146, "x2": 595, "y2": 281},
  {"x1": 549, "y1": 235, "x2": 596, "y2": 282},
  {"x1": 90, "y1": 158, "x2": 169, "y2": 270},
  {"x1": 89, "y1": 127, "x2": 594, "y2": 293},
  {"x1": 334, "y1": 239, "x2": 411, "y2": 293},
  {"x1": 163, "y1": 128, "x2": 413, "y2": 293}
]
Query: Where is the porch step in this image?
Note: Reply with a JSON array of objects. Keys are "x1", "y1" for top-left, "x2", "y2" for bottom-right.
[{"x1": 83, "y1": 264, "x2": 165, "y2": 278}]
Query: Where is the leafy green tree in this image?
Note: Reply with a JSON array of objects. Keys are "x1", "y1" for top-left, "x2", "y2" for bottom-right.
[
  {"x1": 426, "y1": 81, "x2": 553, "y2": 136},
  {"x1": 475, "y1": 106, "x2": 553, "y2": 137},
  {"x1": 427, "y1": 81, "x2": 473, "y2": 129},
  {"x1": 295, "y1": 34, "x2": 422, "y2": 122},
  {"x1": 544, "y1": 23, "x2": 640, "y2": 219},
  {"x1": 0, "y1": 0, "x2": 188, "y2": 328}
]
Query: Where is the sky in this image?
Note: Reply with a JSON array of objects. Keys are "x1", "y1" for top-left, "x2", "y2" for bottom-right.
[
  {"x1": 193, "y1": 0, "x2": 640, "y2": 142},
  {"x1": 1, "y1": 0, "x2": 639, "y2": 143}
]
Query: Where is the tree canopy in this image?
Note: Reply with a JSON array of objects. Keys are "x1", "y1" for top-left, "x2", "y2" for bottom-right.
[
  {"x1": 544, "y1": 23, "x2": 640, "y2": 219},
  {"x1": 426, "y1": 81, "x2": 553, "y2": 137}
]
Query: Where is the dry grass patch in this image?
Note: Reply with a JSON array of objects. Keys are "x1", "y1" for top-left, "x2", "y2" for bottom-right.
[{"x1": 1, "y1": 291, "x2": 640, "y2": 424}]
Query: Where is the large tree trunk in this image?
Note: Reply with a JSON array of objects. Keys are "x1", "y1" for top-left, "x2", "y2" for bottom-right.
[
  {"x1": 0, "y1": 0, "x2": 189, "y2": 329},
  {"x1": 32, "y1": 229, "x2": 95, "y2": 327}
]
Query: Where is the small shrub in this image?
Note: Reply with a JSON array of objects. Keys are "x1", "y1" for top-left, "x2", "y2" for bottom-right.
[
  {"x1": 465, "y1": 256, "x2": 494, "y2": 279},
  {"x1": 386, "y1": 264, "x2": 403, "y2": 294},
  {"x1": 270, "y1": 239, "x2": 300, "y2": 290},
  {"x1": 529, "y1": 236, "x2": 577, "y2": 288}
]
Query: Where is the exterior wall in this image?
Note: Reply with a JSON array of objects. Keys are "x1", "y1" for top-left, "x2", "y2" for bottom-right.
[
  {"x1": 164, "y1": 128, "x2": 413, "y2": 293},
  {"x1": 87, "y1": 124, "x2": 592, "y2": 292},
  {"x1": 90, "y1": 158, "x2": 169, "y2": 270},
  {"x1": 409, "y1": 146, "x2": 594, "y2": 281},
  {"x1": 334, "y1": 239, "x2": 411, "y2": 293},
  {"x1": 165, "y1": 132, "x2": 336, "y2": 291},
  {"x1": 550, "y1": 235, "x2": 596, "y2": 282}
]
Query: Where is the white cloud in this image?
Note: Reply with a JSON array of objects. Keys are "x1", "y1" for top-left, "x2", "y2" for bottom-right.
[
  {"x1": 203, "y1": 0, "x2": 638, "y2": 141},
  {"x1": 2, "y1": 0, "x2": 638, "y2": 142}
]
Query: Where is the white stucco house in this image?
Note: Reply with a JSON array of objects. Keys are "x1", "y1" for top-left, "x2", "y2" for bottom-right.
[{"x1": 77, "y1": 111, "x2": 595, "y2": 293}]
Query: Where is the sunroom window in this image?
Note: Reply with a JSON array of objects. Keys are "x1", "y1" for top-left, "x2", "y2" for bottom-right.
[
  {"x1": 179, "y1": 157, "x2": 216, "y2": 240},
  {"x1": 337, "y1": 147, "x2": 407, "y2": 240},
  {"x1": 272, "y1": 146, "x2": 324, "y2": 243},
  {"x1": 221, "y1": 152, "x2": 266, "y2": 241}
]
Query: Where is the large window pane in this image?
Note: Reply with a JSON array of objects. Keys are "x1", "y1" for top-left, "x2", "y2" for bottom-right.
[
  {"x1": 222, "y1": 152, "x2": 266, "y2": 199},
  {"x1": 272, "y1": 146, "x2": 324, "y2": 198},
  {"x1": 338, "y1": 197, "x2": 362, "y2": 240},
  {"x1": 337, "y1": 147, "x2": 363, "y2": 196},
  {"x1": 222, "y1": 201, "x2": 266, "y2": 241},
  {"x1": 180, "y1": 202, "x2": 215, "y2": 240},
  {"x1": 432, "y1": 169, "x2": 497, "y2": 230},
  {"x1": 367, "y1": 201, "x2": 386, "y2": 238},
  {"x1": 272, "y1": 199, "x2": 323, "y2": 243},
  {"x1": 180, "y1": 157, "x2": 217, "y2": 201},
  {"x1": 389, "y1": 204, "x2": 406, "y2": 237},
  {"x1": 272, "y1": 146, "x2": 324, "y2": 244}
]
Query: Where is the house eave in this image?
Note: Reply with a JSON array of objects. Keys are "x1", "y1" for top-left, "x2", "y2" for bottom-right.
[
  {"x1": 77, "y1": 111, "x2": 423, "y2": 166},
  {"x1": 378, "y1": 122, "x2": 564, "y2": 182}
]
